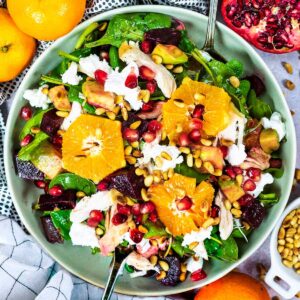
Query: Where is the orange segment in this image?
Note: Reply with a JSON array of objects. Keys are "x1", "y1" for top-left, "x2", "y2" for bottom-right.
[{"x1": 62, "y1": 115, "x2": 126, "y2": 183}]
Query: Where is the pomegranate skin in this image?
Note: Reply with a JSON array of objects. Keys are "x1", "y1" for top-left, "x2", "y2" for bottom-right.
[{"x1": 221, "y1": 0, "x2": 300, "y2": 54}]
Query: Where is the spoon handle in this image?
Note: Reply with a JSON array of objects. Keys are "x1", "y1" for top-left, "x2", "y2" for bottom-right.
[{"x1": 203, "y1": 0, "x2": 219, "y2": 50}]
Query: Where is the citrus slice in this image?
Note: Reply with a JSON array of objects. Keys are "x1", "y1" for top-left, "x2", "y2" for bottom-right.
[
  {"x1": 62, "y1": 115, "x2": 126, "y2": 183},
  {"x1": 148, "y1": 173, "x2": 215, "y2": 236}
]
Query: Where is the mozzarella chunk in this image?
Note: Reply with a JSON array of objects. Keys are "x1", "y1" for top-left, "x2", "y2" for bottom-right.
[
  {"x1": 23, "y1": 85, "x2": 51, "y2": 109},
  {"x1": 69, "y1": 223, "x2": 99, "y2": 248},
  {"x1": 60, "y1": 101, "x2": 83, "y2": 131},
  {"x1": 79, "y1": 54, "x2": 112, "y2": 78},
  {"x1": 226, "y1": 144, "x2": 247, "y2": 166},
  {"x1": 186, "y1": 257, "x2": 204, "y2": 273},
  {"x1": 61, "y1": 62, "x2": 82, "y2": 85},
  {"x1": 249, "y1": 173, "x2": 274, "y2": 198}
]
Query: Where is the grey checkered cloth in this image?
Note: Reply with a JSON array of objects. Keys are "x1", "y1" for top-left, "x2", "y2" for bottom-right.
[{"x1": 0, "y1": 0, "x2": 208, "y2": 299}]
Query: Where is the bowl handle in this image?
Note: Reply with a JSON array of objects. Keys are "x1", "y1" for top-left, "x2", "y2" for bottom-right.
[{"x1": 265, "y1": 265, "x2": 299, "y2": 299}]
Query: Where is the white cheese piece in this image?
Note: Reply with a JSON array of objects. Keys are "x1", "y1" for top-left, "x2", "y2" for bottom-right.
[
  {"x1": 104, "y1": 62, "x2": 142, "y2": 110},
  {"x1": 60, "y1": 101, "x2": 83, "y2": 131},
  {"x1": 122, "y1": 232, "x2": 151, "y2": 254},
  {"x1": 261, "y1": 112, "x2": 286, "y2": 141},
  {"x1": 61, "y1": 62, "x2": 82, "y2": 85},
  {"x1": 23, "y1": 84, "x2": 51, "y2": 109},
  {"x1": 126, "y1": 251, "x2": 157, "y2": 272},
  {"x1": 130, "y1": 271, "x2": 147, "y2": 278},
  {"x1": 137, "y1": 139, "x2": 183, "y2": 172},
  {"x1": 78, "y1": 54, "x2": 112, "y2": 78},
  {"x1": 70, "y1": 191, "x2": 113, "y2": 223},
  {"x1": 69, "y1": 223, "x2": 99, "y2": 248},
  {"x1": 226, "y1": 144, "x2": 247, "y2": 166},
  {"x1": 119, "y1": 41, "x2": 176, "y2": 98},
  {"x1": 249, "y1": 173, "x2": 274, "y2": 198},
  {"x1": 186, "y1": 257, "x2": 204, "y2": 273},
  {"x1": 215, "y1": 191, "x2": 233, "y2": 240}
]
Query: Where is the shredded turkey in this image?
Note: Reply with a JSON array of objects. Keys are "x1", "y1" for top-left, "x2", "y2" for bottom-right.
[
  {"x1": 126, "y1": 251, "x2": 158, "y2": 272},
  {"x1": 240, "y1": 147, "x2": 271, "y2": 170}
]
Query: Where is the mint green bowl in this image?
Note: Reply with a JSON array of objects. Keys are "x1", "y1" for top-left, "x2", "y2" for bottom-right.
[{"x1": 4, "y1": 5, "x2": 297, "y2": 296}]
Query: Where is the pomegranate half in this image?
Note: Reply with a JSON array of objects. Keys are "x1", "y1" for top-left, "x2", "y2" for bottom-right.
[{"x1": 221, "y1": 0, "x2": 300, "y2": 54}]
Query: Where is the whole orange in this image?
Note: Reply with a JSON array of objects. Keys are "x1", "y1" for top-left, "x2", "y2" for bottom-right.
[
  {"x1": 7, "y1": 0, "x2": 86, "y2": 41},
  {"x1": 0, "y1": 8, "x2": 36, "y2": 82},
  {"x1": 195, "y1": 272, "x2": 270, "y2": 300}
]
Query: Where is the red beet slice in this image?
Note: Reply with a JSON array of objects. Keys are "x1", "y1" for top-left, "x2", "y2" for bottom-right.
[
  {"x1": 41, "y1": 216, "x2": 63, "y2": 243},
  {"x1": 15, "y1": 156, "x2": 45, "y2": 180},
  {"x1": 40, "y1": 109, "x2": 64, "y2": 137}
]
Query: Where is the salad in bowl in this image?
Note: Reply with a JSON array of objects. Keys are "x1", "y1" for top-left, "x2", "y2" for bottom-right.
[{"x1": 15, "y1": 12, "x2": 286, "y2": 286}]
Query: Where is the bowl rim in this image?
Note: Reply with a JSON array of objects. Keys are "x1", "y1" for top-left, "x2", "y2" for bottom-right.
[{"x1": 4, "y1": 4, "x2": 297, "y2": 296}]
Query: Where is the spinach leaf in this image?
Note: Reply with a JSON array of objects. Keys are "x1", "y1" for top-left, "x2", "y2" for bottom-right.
[
  {"x1": 258, "y1": 193, "x2": 279, "y2": 207},
  {"x1": 239, "y1": 80, "x2": 251, "y2": 98},
  {"x1": 247, "y1": 89, "x2": 272, "y2": 119},
  {"x1": 179, "y1": 30, "x2": 195, "y2": 53},
  {"x1": 68, "y1": 86, "x2": 95, "y2": 114},
  {"x1": 265, "y1": 167, "x2": 284, "y2": 179},
  {"x1": 109, "y1": 46, "x2": 121, "y2": 69},
  {"x1": 171, "y1": 236, "x2": 195, "y2": 257},
  {"x1": 143, "y1": 221, "x2": 167, "y2": 238},
  {"x1": 49, "y1": 173, "x2": 97, "y2": 195},
  {"x1": 226, "y1": 59, "x2": 244, "y2": 78},
  {"x1": 50, "y1": 210, "x2": 72, "y2": 240},
  {"x1": 86, "y1": 13, "x2": 171, "y2": 48},
  {"x1": 232, "y1": 227, "x2": 252, "y2": 239},
  {"x1": 175, "y1": 163, "x2": 210, "y2": 183},
  {"x1": 18, "y1": 132, "x2": 49, "y2": 161},
  {"x1": 19, "y1": 109, "x2": 51, "y2": 141}
]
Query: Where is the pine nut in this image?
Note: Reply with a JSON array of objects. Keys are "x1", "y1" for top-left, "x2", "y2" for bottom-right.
[
  {"x1": 30, "y1": 126, "x2": 40, "y2": 134},
  {"x1": 283, "y1": 259, "x2": 293, "y2": 268},
  {"x1": 113, "y1": 106, "x2": 120, "y2": 115},
  {"x1": 167, "y1": 168, "x2": 174, "y2": 178},
  {"x1": 176, "y1": 123, "x2": 183, "y2": 133},
  {"x1": 224, "y1": 199, "x2": 232, "y2": 211},
  {"x1": 203, "y1": 161, "x2": 214, "y2": 174},
  {"x1": 76, "y1": 191, "x2": 86, "y2": 198},
  {"x1": 229, "y1": 76, "x2": 240, "y2": 88},
  {"x1": 174, "y1": 99, "x2": 185, "y2": 108},
  {"x1": 278, "y1": 227, "x2": 286, "y2": 239},
  {"x1": 135, "y1": 168, "x2": 145, "y2": 176},
  {"x1": 195, "y1": 158, "x2": 202, "y2": 168},
  {"x1": 179, "y1": 147, "x2": 190, "y2": 154},
  {"x1": 231, "y1": 208, "x2": 242, "y2": 218},
  {"x1": 200, "y1": 138, "x2": 212, "y2": 146},
  {"x1": 106, "y1": 111, "x2": 116, "y2": 120},
  {"x1": 115, "y1": 95, "x2": 124, "y2": 104},
  {"x1": 173, "y1": 66, "x2": 183, "y2": 74},
  {"x1": 180, "y1": 264, "x2": 187, "y2": 273},
  {"x1": 161, "y1": 151, "x2": 172, "y2": 161},
  {"x1": 124, "y1": 146, "x2": 133, "y2": 156},
  {"x1": 202, "y1": 217, "x2": 214, "y2": 228},
  {"x1": 165, "y1": 64, "x2": 174, "y2": 70},
  {"x1": 159, "y1": 261, "x2": 169, "y2": 272},
  {"x1": 150, "y1": 255, "x2": 158, "y2": 265},
  {"x1": 131, "y1": 141, "x2": 139, "y2": 148},
  {"x1": 96, "y1": 228, "x2": 104, "y2": 235},
  {"x1": 213, "y1": 169, "x2": 222, "y2": 176},
  {"x1": 236, "y1": 174, "x2": 243, "y2": 186},
  {"x1": 179, "y1": 272, "x2": 186, "y2": 281},
  {"x1": 138, "y1": 225, "x2": 148, "y2": 234},
  {"x1": 144, "y1": 175, "x2": 154, "y2": 187},
  {"x1": 156, "y1": 271, "x2": 166, "y2": 281},
  {"x1": 153, "y1": 175, "x2": 161, "y2": 184},
  {"x1": 99, "y1": 22, "x2": 107, "y2": 31},
  {"x1": 189, "y1": 242, "x2": 199, "y2": 250},
  {"x1": 95, "y1": 108, "x2": 106, "y2": 115},
  {"x1": 152, "y1": 54, "x2": 163, "y2": 64},
  {"x1": 233, "y1": 201, "x2": 241, "y2": 209},
  {"x1": 187, "y1": 154, "x2": 193, "y2": 167},
  {"x1": 161, "y1": 130, "x2": 167, "y2": 141},
  {"x1": 282, "y1": 62, "x2": 293, "y2": 74},
  {"x1": 141, "y1": 188, "x2": 149, "y2": 201},
  {"x1": 56, "y1": 111, "x2": 69, "y2": 118},
  {"x1": 121, "y1": 107, "x2": 128, "y2": 120},
  {"x1": 278, "y1": 239, "x2": 285, "y2": 246},
  {"x1": 125, "y1": 155, "x2": 136, "y2": 165}
]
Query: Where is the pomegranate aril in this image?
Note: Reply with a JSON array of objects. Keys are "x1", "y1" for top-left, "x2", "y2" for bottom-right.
[
  {"x1": 238, "y1": 194, "x2": 254, "y2": 207},
  {"x1": 140, "y1": 40, "x2": 153, "y2": 54},
  {"x1": 100, "y1": 51, "x2": 109, "y2": 61},
  {"x1": 87, "y1": 217, "x2": 100, "y2": 227},
  {"x1": 220, "y1": 145, "x2": 228, "y2": 158},
  {"x1": 189, "y1": 118, "x2": 203, "y2": 130},
  {"x1": 246, "y1": 167, "x2": 261, "y2": 181},
  {"x1": 190, "y1": 269, "x2": 207, "y2": 281},
  {"x1": 135, "y1": 214, "x2": 143, "y2": 224},
  {"x1": 125, "y1": 73, "x2": 138, "y2": 89},
  {"x1": 224, "y1": 166, "x2": 236, "y2": 179},
  {"x1": 89, "y1": 210, "x2": 103, "y2": 222},
  {"x1": 20, "y1": 106, "x2": 32, "y2": 121},
  {"x1": 51, "y1": 134, "x2": 62, "y2": 147},
  {"x1": 192, "y1": 104, "x2": 204, "y2": 119},
  {"x1": 132, "y1": 203, "x2": 141, "y2": 215},
  {"x1": 176, "y1": 196, "x2": 193, "y2": 211},
  {"x1": 141, "y1": 102, "x2": 154, "y2": 112},
  {"x1": 112, "y1": 213, "x2": 128, "y2": 225},
  {"x1": 269, "y1": 158, "x2": 282, "y2": 169},
  {"x1": 243, "y1": 179, "x2": 256, "y2": 192},
  {"x1": 232, "y1": 166, "x2": 243, "y2": 175},
  {"x1": 129, "y1": 228, "x2": 144, "y2": 243},
  {"x1": 210, "y1": 206, "x2": 220, "y2": 218},
  {"x1": 147, "y1": 120, "x2": 162, "y2": 133},
  {"x1": 34, "y1": 180, "x2": 46, "y2": 189},
  {"x1": 20, "y1": 134, "x2": 33, "y2": 147},
  {"x1": 146, "y1": 80, "x2": 157, "y2": 94},
  {"x1": 49, "y1": 185, "x2": 63, "y2": 197},
  {"x1": 140, "y1": 201, "x2": 156, "y2": 214},
  {"x1": 142, "y1": 131, "x2": 156, "y2": 143},
  {"x1": 117, "y1": 204, "x2": 131, "y2": 216},
  {"x1": 139, "y1": 66, "x2": 155, "y2": 80},
  {"x1": 178, "y1": 133, "x2": 190, "y2": 147},
  {"x1": 149, "y1": 211, "x2": 158, "y2": 223},
  {"x1": 97, "y1": 180, "x2": 109, "y2": 191},
  {"x1": 94, "y1": 69, "x2": 108, "y2": 84},
  {"x1": 188, "y1": 129, "x2": 201, "y2": 143},
  {"x1": 123, "y1": 128, "x2": 139, "y2": 142}
]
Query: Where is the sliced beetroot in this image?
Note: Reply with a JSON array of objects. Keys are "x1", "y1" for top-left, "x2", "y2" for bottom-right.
[
  {"x1": 244, "y1": 75, "x2": 266, "y2": 96},
  {"x1": 15, "y1": 156, "x2": 44, "y2": 180},
  {"x1": 107, "y1": 168, "x2": 145, "y2": 200},
  {"x1": 144, "y1": 28, "x2": 181, "y2": 46},
  {"x1": 161, "y1": 256, "x2": 181, "y2": 286},
  {"x1": 242, "y1": 200, "x2": 266, "y2": 228},
  {"x1": 37, "y1": 190, "x2": 77, "y2": 211},
  {"x1": 40, "y1": 109, "x2": 64, "y2": 137},
  {"x1": 40, "y1": 216, "x2": 63, "y2": 243}
]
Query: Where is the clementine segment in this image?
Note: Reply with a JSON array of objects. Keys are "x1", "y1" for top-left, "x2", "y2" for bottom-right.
[
  {"x1": 7, "y1": 0, "x2": 86, "y2": 41},
  {"x1": 62, "y1": 115, "x2": 126, "y2": 183},
  {"x1": 0, "y1": 8, "x2": 36, "y2": 82}
]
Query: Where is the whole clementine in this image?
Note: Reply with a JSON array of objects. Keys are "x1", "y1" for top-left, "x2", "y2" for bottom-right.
[
  {"x1": 195, "y1": 272, "x2": 270, "y2": 300},
  {"x1": 7, "y1": 0, "x2": 86, "y2": 41},
  {"x1": 0, "y1": 8, "x2": 36, "y2": 82}
]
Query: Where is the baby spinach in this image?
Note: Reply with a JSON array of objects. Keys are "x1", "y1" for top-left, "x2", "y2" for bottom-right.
[
  {"x1": 86, "y1": 13, "x2": 172, "y2": 48},
  {"x1": 75, "y1": 22, "x2": 99, "y2": 49},
  {"x1": 50, "y1": 210, "x2": 72, "y2": 240},
  {"x1": 232, "y1": 227, "x2": 252, "y2": 239},
  {"x1": 265, "y1": 167, "x2": 284, "y2": 179},
  {"x1": 171, "y1": 236, "x2": 195, "y2": 257},
  {"x1": 68, "y1": 86, "x2": 95, "y2": 114},
  {"x1": 49, "y1": 173, "x2": 97, "y2": 195},
  {"x1": 143, "y1": 220, "x2": 167, "y2": 239},
  {"x1": 258, "y1": 193, "x2": 279, "y2": 207},
  {"x1": 175, "y1": 163, "x2": 210, "y2": 183},
  {"x1": 179, "y1": 30, "x2": 195, "y2": 53},
  {"x1": 247, "y1": 89, "x2": 272, "y2": 119},
  {"x1": 109, "y1": 46, "x2": 121, "y2": 69}
]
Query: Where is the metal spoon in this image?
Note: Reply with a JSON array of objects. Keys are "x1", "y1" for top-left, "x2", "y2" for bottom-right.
[
  {"x1": 202, "y1": 0, "x2": 227, "y2": 62},
  {"x1": 101, "y1": 247, "x2": 130, "y2": 300}
]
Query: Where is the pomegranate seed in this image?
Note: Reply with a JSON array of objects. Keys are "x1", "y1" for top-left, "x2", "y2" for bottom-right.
[
  {"x1": 20, "y1": 134, "x2": 33, "y2": 147},
  {"x1": 132, "y1": 203, "x2": 141, "y2": 215},
  {"x1": 135, "y1": 214, "x2": 143, "y2": 224},
  {"x1": 117, "y1": 204, "x2": 131, "y2": 216},
  {"x1": 220, "y1": 145, "x2": 228, "y2": 158},
  {"x1": 112, "y1": 213, "x2": 128, "y2": 225},
  {"x1": 129, "y1": 228, "x2": 144, "y2": 243},
  {"x1": 142, "y1": 131, "x2": 156, "y2": 143},
  {"x1": 189, "y1": 118, "x2": 203, "y2": 130},
  {"x1": 192, "y1": 105, "x2": 204, "y2": 119},
  {"x1": 125, "y1": 73, "x2": 138, "y2": 89},
  {"x1": 188, "y1": 129, "x2": 201, "y2": 143},
  {"x1": 123, "y1": 128, "x2": 139, "y2": 142},
  {"x1": 94, "y1": 69, "x2": 108, "y2": 84},
  {"x1": 190, "y1": 269, "x2": 207, "y2": 281},
  {"x1": 146, "y1": 80, "x2": 157, "y2": 94},
  {"x1": 89, "y1": 210, "x2": 103, "y2": 223},
  {"x1": 238, "y1": 194, "x2": 254, "y2": 207},
  {"x1": 149, "y1": 211, "x2": 158, "y2": 223},
  {"x1": 178, "y1": 133, "x2": 190, "y2": 146},
  {"x1": 87, "y1": 217, "x2": 100, "y2": 227},
  {"x1": 34, "y1": 180, "x2": 46, "y2": 189},
  {"x1": 140, "y1": 40, "x2": 153, "y2": 54},
  {"x1": 224, "y1": 166, "x2": 236, "y2": 179},
  {"x1": 141, "y1": 102, "x2": 154, "y2": 112},
  {"x1": 49, "y1": 185, "x2": 63, "y2": 197},
  {"x1": 147, "y1": 120, "x2": 162, "y2": 133},
  {"x1": 269, "y1": 158, "x2": 282, "y2": 169},
  {"x1": 100, "y1": 51, "x2": 109, "y2": 61},
  {"x1": 247, "y1": 167, "x2": 261, "y2": 181},
  {"x1": 20, "y1": 106, "x2": 32, "y2": 121},
  {"x1": 140, "y1": 201, "x2": 156, "y2": 214},
  {"x1": 177, "y1": 196, "x2": 193, "y2": 211},
  {"x1": 210, "y1": 206, "x2": 220, "y2": 218},
  {"x1": 233, "y1": 166, "x2": 243, "y2": 175},
  {"x1": 139, "y1": 66, "x2": 155, "y2": 80},
  {"x1": 51, "y1": 134, "x2": 62, "y2": 147},
  {"x1": 243, "y1": 179, "x2": 256, "y2": 192},
  {"x1": 97, "y1": 180, "x2": 109, "y2": 191}
]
